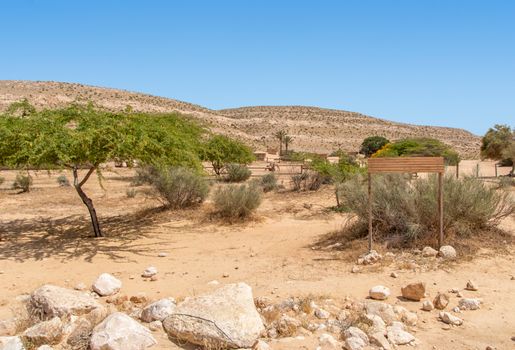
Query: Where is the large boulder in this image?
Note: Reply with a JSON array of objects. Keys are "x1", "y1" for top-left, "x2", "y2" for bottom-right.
[
  {"x1": 162, "y1": 283, "x2": 265, "y2": 348},
  {"x1": 401, "y1": 282, "x2": 426, "y2": 301},
  {"x1": 0, "y1": 336, "x2": 25, "y2": 350},
  {"x1": 141, "y1": 299, "x2": 176, "y2": 323},
  {"x1": 90, "y1": 312, "x2": 156, "y2": 350},
  {"x1": 29, "y1": 285, "x2": 103, "y2": 320},
  {"x1": 386, "y1": 322, "x2": 416, "y2": 345},
  {"x1": 92, "y1": 273, "x2": 122, "y2": 297},
  {"x1": 22, "y1": 317, "x2": 64, "y2": 346}
]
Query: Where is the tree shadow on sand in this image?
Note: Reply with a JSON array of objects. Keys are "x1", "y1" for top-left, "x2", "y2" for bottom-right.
[{"x1": 0, "y1": 207, "x2": 192, "y2": 263}]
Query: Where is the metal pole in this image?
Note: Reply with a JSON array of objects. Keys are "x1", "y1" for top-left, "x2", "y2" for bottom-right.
[
  {"x1": 438, "y1": 172, "x2": 444, "y2": 248},
  {"x1": 368, "y1": 173, "x2": 373, "y2": 252}
]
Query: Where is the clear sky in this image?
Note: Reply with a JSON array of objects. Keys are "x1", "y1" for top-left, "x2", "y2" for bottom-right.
[{"x1": 1, "y1": 0, "x2": 514, "y2": 135}]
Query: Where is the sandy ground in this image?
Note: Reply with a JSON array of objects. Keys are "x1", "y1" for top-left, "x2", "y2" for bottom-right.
[{"x1": 0, "y1": 167, "x2": 514, "y2": 350}]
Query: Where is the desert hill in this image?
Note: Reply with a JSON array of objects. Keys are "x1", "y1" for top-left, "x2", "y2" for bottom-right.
[{"x1": 0, "y1": 80, "x2": 480, "y2": 158}]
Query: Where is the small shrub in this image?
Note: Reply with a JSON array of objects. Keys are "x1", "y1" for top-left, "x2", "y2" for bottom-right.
[
  {"x1": 152, "y1": 167, "x2": 209, "y2": 209},
  {"x1": 291, "y1": 171, "x2": 321, "y2": 191},
  {"x1": 213, "y1": 183, "x2": 262, "y2": 219},
  {"x1": 126, "y1": 188, "x2": 137, "y2": 198},
  {"x1": 57, "y1": 175, "x2": 70, "y2": 187},
  {"x1": 131, "y1": 166, "x2": 159, "y2": 187},
  {"x1": 224, "y1": 163, "x2": 251, "y2": 182},
  {"x1": 260, "y1": 173, "x2": 278, "y2": 192},
  {"x1": 12, "y1": 173, "x2": 32, "y2": 193},
  {"x1": 291, "y1": 173, "x2": 308, "y2": 191}
]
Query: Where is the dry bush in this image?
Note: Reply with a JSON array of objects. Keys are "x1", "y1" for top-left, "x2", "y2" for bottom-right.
[
  {"x1": 336, "y1": 174, "x2": 514, "y2": 246},
  {"x1": 12, "y1": 173, "x2": 32, "y2": 193},
  {"x1": 213, "y1": 183, "x2": 262, "y2": 220},
  {"x1": 151, "y1": 167, "x2": 209, "y2": 209},
  {"x1": 126, "y1": 188, "x2": 137, "y2": 198},
  {"x1": 224, "y1": 163, "x2": 251, "y2": 183},
  {"x1": 291, "y1": 171, "x2": 322, "y2": 191},
  {"x1": 260, "y1": 173, "x2": 278, "y2": 192},
  {"x1": 56, "y1": 174, "x2": 70, "y2": 187}
]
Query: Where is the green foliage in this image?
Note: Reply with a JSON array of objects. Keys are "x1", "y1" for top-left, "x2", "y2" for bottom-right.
[
  {"x1": 480, "y1": 124, "x2": 513, "y2": 164},
  {"x1": 373, "y1": 138, "x2": 460, "y2": 165},
  {"x1": 260, "y1": 173, "x2": 278, "y2": 192},
  {"x1": 224, "y1": 163, "x2": 252, "y2": 182},
  {"x1": 310, "y1": 155, "x2": 365, "y2": 183},
  {"x1": 338, "y1": 174, "x2": 514, "y2": 244},
  {"x1": 359, "y1": 136, "x2": 389, "y2": 157},
  {"x1": 12, "y1": 173, "x2": 32, "y2": 193},
  {"x1": 202, "y1": 135, "x2": 254, "y2": 175},
  {"x1": 213, "y1": 182, "x2": 262, "y2": 219},
  {"x1": 6, "y1": 98, "x2": 36, "y2": 117},
  {"x1": 151, "y1": 166, "x2": 209, "y2": 209},
  {"x1": 57, "y1": 174, "x2": 70, "y2": 187}
]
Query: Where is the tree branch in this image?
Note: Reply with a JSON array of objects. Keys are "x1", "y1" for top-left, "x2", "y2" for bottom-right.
[{"x1": 79, "y1": 166, "x2": 97, "y2": 187}]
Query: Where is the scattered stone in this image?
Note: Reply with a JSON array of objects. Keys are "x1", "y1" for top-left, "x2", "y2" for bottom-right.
[
  {"x1": 208, "y1": 280, "x2": 220, "y2": 286},
  {"x1": 253, "y1": 339, "x2": 272, "y2": 350},
  {"x1": 0, "y1": 336, "x2": 24, "y2": 350},
  {"x1": 364, "y1": 314, "x2": 386, "y2": 335},
  {"x1": 439, "y1": 312, "x2": 463, "y2": 326},
  {"x1": 129, "y1": 275, "x2": 136, "y2": 280},
  {"x1": 318, "y1": 333, "x2": 340, "y2": 349},
  {"x1": 142, "y1": 266, "x2": 158, "y2": 278},
  {"x1": 150, "y1": 275, "x2": 158, "y2": 282},
  {"x1": 141, "y1": 298, "x2": 176, "y2": 322},
  {"x1": 452, "y1": 307, "x2": 461, "y2": 313},
  {"x1": 390, "y1": 272, "x2": 398, "y2": 278},
  {"x1": 129, "y1": 293, "x2": 148, "y2": 304},
  {"x1": 357, "y1": 250, "x2": 382, "y2": 265},
  {"x1": 422, "y1": 246, "x2": 438, "y2": 257},
  {"x1": 365, "y1": 302, "x2": 397, "y2": 325},
  {"x1": 370, "y1": 332, "x2": 391, "y2": 350},
  {"x1": 369, "y1": 285, "x2": 390, "y2": 300},
  {"x1": 22, "y1": 317, "x2": 64, "y2": 346},
  {"x1": 148, "y1": 321, "x2": 162, "y2": 332},
  {"x1": 344, "y1": 327, "x2": 369, "y2": 345},
  {"x1": 106, "y1": 294, "x2": 128, "y2": 305},
  {"x1": 433, "y1": 293, "x2": 450, "y2": 310},
  {"x1": 401, "y1": 282, "x2": 426, "y2": 301},
  {"x1": 422, "y1": 300, "x2": 434, "y2": 311},
  {"x1": 458, "y1": 298, "x2": 481, "y2": 310},
  {"x1": 29, "y1": 284, "x2": 103, "y2": 320},
  {"x1": 74, "y1": 283, "x2": 87, "y2": 291},
  {"x1": 0, "y1": 319, "x2": 17, "y2": 336},
  {"x1": 450, "y1": 288, "x2": 459, "y2": 293},
  {"x1": 315, "y1": 308, "x2": 330, "y2": 319},
  {"x1": 92, "y1": 273, "x2": 122, "y2": 297},
  {"x1": 351, "y1": 266, "x2": 360, "y2": 273},
  {"x1": 465, "y1": 280, "x2": 478, "y2": 291},
  {"x1": 386, "y1": 322, "x2": 416, "y2": 345},
  {"x1": 395, "y1": 306, "x2": 418, "y2": 326},
  {"x1": 158, "y1": 252, "x2": 168, "y2": 257},
  {"x1": 438, "y1": 245, "x2": 457, "y2": 259},
  {"x1": 456, "y1": 291, "x2": 463, "y2": 298},
  {"x1": 222, "y1": 273, "x2": 230, "y2": 278},
  {"x1": 90, "y1": 312, "x2": 156, "y2": 350},
  {"x1": 162, "y1": 283, "x2": 265, "y2": 348},
  {"x1": 345, "y1": 336, "x2": 366, "y2": 350}
]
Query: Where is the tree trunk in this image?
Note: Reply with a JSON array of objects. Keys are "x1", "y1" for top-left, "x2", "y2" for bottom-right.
[
  {"x1": 73, "y1": 167, "x2": 103, "y2": 237},
  {"x1": 285, "y1": 142, "x2": 289, "y2": 153},
  {"x1": 279, "y1": 140, "x2": 283, "y2": 156}
]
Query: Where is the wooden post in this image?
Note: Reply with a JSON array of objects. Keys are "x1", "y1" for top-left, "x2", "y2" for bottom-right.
[
  {"x1": 495, "y1": 163, "x2": 498, "y2": 177},
  {"x1": 438, "y1": 172, "x2": 444, "y2": 248},
  {"x1": 476, "y1": 163, "x2": 480, "y2": 177},
  {"x1": 456, "y1": 161, "x2": 459, "y2": 179},
  {"x1": 368, "y1": 173, "x2": 373, "y2": 252}
]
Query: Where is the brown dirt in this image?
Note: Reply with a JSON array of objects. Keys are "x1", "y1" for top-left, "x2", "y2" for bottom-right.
[{"x1": 0, "y1": 168, "x2": 514, "y2": 350}]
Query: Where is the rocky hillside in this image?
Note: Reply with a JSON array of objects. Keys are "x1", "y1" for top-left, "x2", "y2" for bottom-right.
[{"x1": 0, "y1": 81, "x2": 480, "y2": 158}]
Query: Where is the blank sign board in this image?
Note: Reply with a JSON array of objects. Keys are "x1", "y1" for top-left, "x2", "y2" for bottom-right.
[{"x1": 368, "y1": 156, "x2": 444, "y2": 174}]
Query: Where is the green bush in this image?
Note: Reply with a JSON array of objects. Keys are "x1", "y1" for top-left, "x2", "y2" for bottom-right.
[
  {"x1": 12, "y1": 173, "x2": 32, "y2": 193},
  {"x1": 131, "y1": 166, "x2": 159, "y2": 186},
  {"x1": 260, "y1": 173, "x2": 278, "y2": 192},
  {"x1": 151, "y1": 167, "x2": 209, "y2": 209},
  {"x1": 374, "y1": 138, "x2": 460, "y2": 165},
  {"x1": 224, "y1": 163, "x2": 251, "y2": 182},
  {"x1": 202, "y1": 135, "x2": 255, "y2": 175},
  {"x1": 57, "y1": 175, "x2": 70, "y2": 187},
  {"x1": 213, "y1": 183, "x2": 262, "y2": 219},
  {"x1": 338, "y1": 174, "x2": 514, "y2": 244}
]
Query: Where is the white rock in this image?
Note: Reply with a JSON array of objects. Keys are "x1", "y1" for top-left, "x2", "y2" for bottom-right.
[
  {"x1": 252, "y1": 339, "x2": 272, "y2": 350},
  {"x1": 344, "y1": 336, "x2": 366, "y2": 350},
  {"x1": 29, "y1": 284, "x2": 103, "y2": 320},
  {"x1": 141, "y1": 298, "x2": 176, "y2": 322},
  {"x1": 386, "y1": 323, "x2": 416, "y2": 345},
  {"x1": 365, "y1": 314, "x2": 386, "y2": 335},
  {"x1": 422, "y1": 300, "x2": 434, "y2": 311},
  {"x1": 365, "y1": 302, "x2": 397, "y2": 325},
  {"x1": 315, "y1": 308, "x2": 330, "y2": 319},
  {"x1": 319, "y1": 333, "x2": 340, "y2": 349},
  {"x1": 458, "y1": 298, "x2": 481, "y2": 310},
  {"x1": 370, "y1": 332, "x2": 391, "y2": 350},
  {"x1": 162, "y1": 283, "x2": 265, "y2": 348},
  {"x1": 357, "y1": 250, "x2": 382, "y2": 265},
  {"x1": 0, "y1": 319, "x2": 17, "y2": 336},
  {"x1": 0, "y1": 336, "x2": 25, "y2": 350},
  {"x1": 74, "y1": 283, "x2": 87, "y2": 291},
  {"x1": 422, "y1": 246, "x2": 438, "y2": 257},
  {"x1": 148, "y1": 321, "x2": 162, "y2": 332},
  {"x1": 36, "y1": 346, "x2": 54, "y2": 350},
  {"x1": 142, "y1": 266, "x2": 158, "y2": 278},
  {"x1": 92, "y1": 273, "x2": 122, "y2": 297},
  {"x1": 439, "y1": 311, "x2": 463, "y2": 326},
  {"x1": 207, "y1": 280, "x2": 220, "y2": 286},
  {"x1": 394, "y1": 306, "x2": 418, "y2": 326},
  {"x1": 438, "y1": 245, "x2": 457, "y2": 259},
  {"x1": 90, "y1": 312, "x2": 156, "y2": 350},
  {"x1": 22, "y1": 317, "x2": 63, "y2": 346},
  {"x1": 343, "y1": 327, "x2": 369, "y2": 344},
  {"x1": 158, "y1": 252, "x2": 168, "y2": 257},
  {"x1": 465, "y1": 280, "x2": 478, "y2": 291},
  {"x1": 369, "y1": 285, "x2": 390, "y2": 300}
]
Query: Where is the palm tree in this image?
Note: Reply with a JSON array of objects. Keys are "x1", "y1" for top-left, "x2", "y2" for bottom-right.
[
  {"x1": 283, "y1": 135, "x2": 294, "y2": 154},
  {"x1": 274, "y1": 130, "x2": 287, "y2": 155}
]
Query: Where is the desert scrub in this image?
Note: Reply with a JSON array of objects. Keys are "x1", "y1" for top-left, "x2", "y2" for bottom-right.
[
  {"x1": 338, "y1": 174, "x2": 514, "y2": 244},
  {"x1": 291, "y1": 171, "x2": 322, "y2": 191},
  {"x1": 0, "y1": 175, "x2": 4, "y2": 186},
  {"x1": 213, "y1": 182, "x2": 262, "y2": 219},
  {"x1": 260, "y1": 173, "x2": 278, "y2": 192},
  {"x1": 152, "y1": 167, "x2": 209, "y2": 209},
  {"x1": 126, "y1": 188, "x2": 137, "y2": 198},
  {"x1": 12, "y1": 173, "x2": 32, "y2": 193},
  {"x1": 224, "y1": 163, "x2": 251, "y2": 182},
  {"x1": 56, "y1": 174, "x2": 70, "y2": 187}
]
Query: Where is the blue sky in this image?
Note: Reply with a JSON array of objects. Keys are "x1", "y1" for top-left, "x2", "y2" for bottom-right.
[{"x1": 1, "y1": 1, "x2": 514, "y2": 135}]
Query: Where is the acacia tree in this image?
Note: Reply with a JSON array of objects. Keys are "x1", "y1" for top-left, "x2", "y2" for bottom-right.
[
  {"x1": 481, "y1": 124, "x2": 514, "y2": 168},
  {"x1": 359, "y1": 136, "x2": 389, "y2": 157},
  {"x1": 0, "y1": 104, "x2": 204, "y2": 237},
  {"x1": 202, "y1": 134, "x2": 255, "y2": 175}
]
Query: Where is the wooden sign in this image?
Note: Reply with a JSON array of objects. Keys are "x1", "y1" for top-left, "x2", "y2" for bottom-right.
[
  {"x1": 368, "y1": 156, "x2": 444, "y2": 174},
  {"x1": 366, "y1": 157, "x2": 444, "y2": 251}
]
